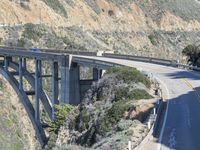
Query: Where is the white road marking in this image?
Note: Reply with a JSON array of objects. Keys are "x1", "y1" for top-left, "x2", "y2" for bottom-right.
[{"x1": 156, "y1": 77, "x2": 170, "y2": 150}]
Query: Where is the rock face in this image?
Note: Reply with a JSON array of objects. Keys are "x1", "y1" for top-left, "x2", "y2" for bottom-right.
[{"x1": 54, "y1": 67, "x2": 156, "y2": 150}]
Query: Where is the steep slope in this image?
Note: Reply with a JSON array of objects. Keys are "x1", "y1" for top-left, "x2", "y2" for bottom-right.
[
  {"x1": 0, "y1": 75, "x2": 39, "y2": 150},
  {"x1": 0, "y1": 0, "x2": 200, "y2": 61},
  {"x1": 1, "y1": 0, "x2": 200, "y2": 31}
]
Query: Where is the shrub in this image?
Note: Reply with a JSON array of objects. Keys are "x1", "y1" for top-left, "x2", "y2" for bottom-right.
[
  {"x1": 17, "y1": 38, "x2": 26, "y2": 47},
  {"x1": 115, "y1": 88, "x2": 152, "y2": 101},
  {"x1": 148, "y1": 34, "x2": 157, "y2": 45},
  {"x1": 182, "y1": 44, "x2": 200, "y2": 66},
  {"x1": 22, "y1": 23, "x2": 44, "y2": 42},
  {"x1": 0, "y1": 37, "x2": 2, "y2": 44},
  {"x1": 106, "y1": 66, "x2": 151, "y2": 88},
  {"x1": 43, "y1": 0, "x2": 68, "y2": 18},
  {"x1": 20, "y1": 1, "x2": 30, "y2": 10},
  {"x1": 85, "y1": 0, "x2": 101, "y2": 14},
  {"x1": 100, "y1": 100, "x2": 130, "y2": 135},
  {"x1": 108, "y1": 10, "x2": 114, "y2": 16},
  {"x1": 49, "y1": 104, "x2": 74, "y2": 133}
]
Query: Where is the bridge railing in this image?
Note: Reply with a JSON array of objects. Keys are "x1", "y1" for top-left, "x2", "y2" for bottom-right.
[
  {"x1": 101, "y1": 52, "x2": 200, "y2": 72},
  {"x1": 1, "y1": 46, "x2": 200, "y2": 71},
  {"x1": 102, "y1": 53, "x2": 176, "y2": 66}
]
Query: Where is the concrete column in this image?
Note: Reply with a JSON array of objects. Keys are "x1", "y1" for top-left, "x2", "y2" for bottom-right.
[
  {"x1": 93, "y1": 68, "x2": 102, "y2": 81},
  {"x1": 4, "y1": 56, "x2": 9, "y2": 70},
  {"x1": 4, "y1": 56, "x2": 12, "y2": 70},
  {"x1": 69, "y1": 62, "x2": 80, "y2": 105},
  {"x1": 52, "y1": 61, "x2": 59, "y2": 120},
  {"x1": 35, "y1": 59, "x2": 42, "y2": 124},
  {"x1": 22, "y1": 58, "x2": 26, "y2": 70},
  {"x1": 19, "y1": 57, "x2": 23, "y2": 90},
  {"x1": 61, "y1": 58, "x2": 70, "y2": 104}
]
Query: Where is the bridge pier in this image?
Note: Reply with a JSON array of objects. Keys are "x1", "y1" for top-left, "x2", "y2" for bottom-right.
[
  {"x1": 35, "y1": 59, "x2": 42, "y2": 124},
  {"x1": 93, "y1": 68, "x2": 102, "y2": 81},
  {"x1": 4, "y1": 56, "x2": 12, "y2": 70},
  {"x1": 51, "y1": 61, "x2": 59, "y2": 119},
  {"x1": 61, "y1": 58, "x2": 70, "y2": 104},
  {"x1": 69, "y1": 62, "x2": 80, "y2": 105},
  {"x1": 19, "y1": 57, "x2": 23, "y2": 90},
  {"x1": 22, "y1": 58, "x2": 26, "y2": 70}
]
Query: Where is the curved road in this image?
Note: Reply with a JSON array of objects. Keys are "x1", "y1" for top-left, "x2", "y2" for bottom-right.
[{"x1": 78, "y1": 56, "x2": 200, "y2": 150}]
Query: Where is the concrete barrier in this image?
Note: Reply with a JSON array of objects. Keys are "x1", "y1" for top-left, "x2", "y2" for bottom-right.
[{"x1": 102, "y1": 53, "x2": 174, "y2": 66}]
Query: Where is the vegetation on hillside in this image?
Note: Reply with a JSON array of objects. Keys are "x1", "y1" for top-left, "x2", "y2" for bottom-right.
[
  {"x1": 106, "y1": 66, "x2": 151, "y2": 88},
  {"x1": 43, "y1": 0, "x2": 68, "y2": 18},
  {"x1": 47, "y1": 104, "x2": 74, "y2": 149},
  {"x1": 52, "y1": 66, "x2": 154, "y2": 150},
  {"x1": 182, "y1": 44, "x2": 200, "y2": 67}
]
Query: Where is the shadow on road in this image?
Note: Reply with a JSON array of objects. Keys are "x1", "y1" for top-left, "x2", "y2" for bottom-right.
[{"x1": 152, "y1": 70, "x2": 200, "y2": 150}]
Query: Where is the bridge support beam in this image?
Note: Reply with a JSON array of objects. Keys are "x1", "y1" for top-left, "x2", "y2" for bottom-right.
[
  {"x1": 51, "y1": 61, "x2": 59, "y2": 120},
  {"x1": 22, "y1": 58, "x2": 26, "y2": 70},
  {"x1": 93, "y1": 68, "x2": 102, "y2": 81},
  {"x1": 19, "y1": 57, "x2": 23, "y2": 90},
  {"x1": 4, "y1": 56, "x2": 12, "y2": 70},
  {"x1": 61, "y1": 58, "x2": 70, "y2": 104},
  {"x1": 60, "y1": 58, "x2": 81, "y2": 105},
  {"x1": 35, "y1": 59, "x2": 42, "y2": 124},
  {"x1": 69, "y1": 62, "x2": 80, "y2": 105}
]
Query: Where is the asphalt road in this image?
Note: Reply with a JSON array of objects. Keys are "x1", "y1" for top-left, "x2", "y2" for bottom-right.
[{"x1": 79, "y1": 56, "x2": 200, "y2": 150}]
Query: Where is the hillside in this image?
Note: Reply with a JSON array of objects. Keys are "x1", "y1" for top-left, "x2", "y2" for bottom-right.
[
  {"x1": 1, "y1": 0, "x2": 200, "y2": 31},
  {"x1": 0, "y1": 0, "x2": 200, "y2": 60},
  {"x1": 0, "y1": 1, "x2": 200, "y2": 149}
]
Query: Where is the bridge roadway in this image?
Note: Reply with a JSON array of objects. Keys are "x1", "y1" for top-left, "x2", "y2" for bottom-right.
[
  {"x1": 76, "y1": 55, "x2": 200, "y2": 150},
  {"x1": 1, "y1": 47, "x2": 200, "y2": 149}
]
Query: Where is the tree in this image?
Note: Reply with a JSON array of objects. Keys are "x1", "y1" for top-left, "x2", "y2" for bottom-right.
[{"x1": 182, "y1": 44, "x2": 200, "y2": 67}]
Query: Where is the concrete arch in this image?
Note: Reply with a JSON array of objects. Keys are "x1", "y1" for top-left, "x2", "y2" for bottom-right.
[
  {"x1": 0, "y1": 65, "x2": 46, "y2": 146},
  {"x1": 9, "y1": 61, "x2": 53, "y2": 118}
]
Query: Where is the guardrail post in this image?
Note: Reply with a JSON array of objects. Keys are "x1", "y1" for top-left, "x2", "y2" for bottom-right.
[{"x1": 51, "y1": 61, "x2": 59, "y2": 120}]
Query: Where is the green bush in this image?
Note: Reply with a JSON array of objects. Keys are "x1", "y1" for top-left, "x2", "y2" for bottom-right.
[
  {"x1": 85, "y1": 0, "x2": 101, "y2": 14},
  {"x1": 49, "y1": 104, "x2": 74, "y2": 133},
  {"x1": 115, "y1": 88, "x2": 152, "y2": 101},
  {"x1": 0, "y1": 38, "x2": 2, "y2": 44},
  {"x1": 20, "y1": 1, "x2": 30, "y2": 10},
  {"x1": 100, "y1": 100, "x2": 131, "y2": 135},
  {"x1": 22, "y1": 23, "x2": 44, "y2": 42},
  {"x1": 182, "y1": 44, "x2": 200, "y2": 66},
  {"x1": 148, "y1": 34, "x2": 157, "y2": 45},
  {"x1": 17, "y1": 38, "x2": 26, "y2": 47},
  {"x1": 43, "y1": 0, "x2": 68, "y2": 18},
  {"x1": 106, "y1": 66, "x2": 151, "y2": 88}
]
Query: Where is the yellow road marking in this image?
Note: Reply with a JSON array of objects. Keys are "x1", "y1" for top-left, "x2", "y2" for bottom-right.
[{"x1": 182, "y1": 78, "x2": 200, "y2": 101}]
